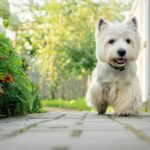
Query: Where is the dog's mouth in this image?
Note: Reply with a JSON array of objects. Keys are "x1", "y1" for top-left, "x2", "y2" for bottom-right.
[{"x1": 113, "y1": 58, "x2": 127, "y2": 65}]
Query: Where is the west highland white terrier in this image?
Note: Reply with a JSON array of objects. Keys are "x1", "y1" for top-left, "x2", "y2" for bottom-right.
[{"x1": 86, "y1": 17, "x2": 142, "y2": 116}]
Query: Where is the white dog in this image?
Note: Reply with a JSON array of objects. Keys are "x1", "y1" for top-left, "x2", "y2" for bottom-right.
[{"x1": 86, "y1": 17, "x2": 142, "y2": 116}]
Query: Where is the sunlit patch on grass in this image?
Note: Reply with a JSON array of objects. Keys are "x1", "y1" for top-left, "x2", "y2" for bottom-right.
[{"x1": 106, "y1": 106, "x2": 114, "y2": 113}]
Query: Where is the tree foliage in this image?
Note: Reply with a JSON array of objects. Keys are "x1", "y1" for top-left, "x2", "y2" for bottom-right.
[
  {"x1": 17, "y1": 0, "x2": 132, "y2": 98},
  {"x1": 0, "y1": 0, "x2": 20, "y2": 31}
]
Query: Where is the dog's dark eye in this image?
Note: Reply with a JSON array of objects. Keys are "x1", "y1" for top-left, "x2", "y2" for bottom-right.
[
  {"x1": 126, "y1": 38, "x2": 131, "y2": 44},
  {"x1": 108, "y1": 39, "x2": 115, "y2": 44}
]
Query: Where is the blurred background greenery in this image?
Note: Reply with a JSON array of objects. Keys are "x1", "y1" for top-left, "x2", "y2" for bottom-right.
[{"x1": 0, "y1": 0, "x2": 134, "y2": 116}]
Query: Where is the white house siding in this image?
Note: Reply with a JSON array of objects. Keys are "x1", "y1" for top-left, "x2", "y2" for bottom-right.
[
  {"x1": 148, "y1": 0, "x2": 150, "y2": 102},
  {"x1": 129, "y1": 0, "x2": 150, "y2": 102}
]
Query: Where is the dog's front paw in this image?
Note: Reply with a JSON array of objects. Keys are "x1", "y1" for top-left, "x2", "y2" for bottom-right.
[
  {"x1": 116, "y1": 112, "x2": 139, "y2": 117},
  {"x1": 97, "y1": 105, "x2": 108, "y2": 115},
  {"x1": 98, "y1": 109, "x2": 106, "y2": 115},
  {"x1": 118, "y1": 112, "x2": 131, "y2": 116}
]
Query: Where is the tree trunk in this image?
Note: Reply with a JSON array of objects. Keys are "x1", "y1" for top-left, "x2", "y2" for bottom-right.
[
  {"x1": 51, "y1": 91, "x2": 55, "y2": 99},
  {"x1": 13, "y1": 31, "x2": 17, "y2": 48}
]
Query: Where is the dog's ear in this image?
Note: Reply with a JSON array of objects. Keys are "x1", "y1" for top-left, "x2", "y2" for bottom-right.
[
  {"x1": 127, "y1": 17, "x2": 137, "y2": 28},
  {"x1": 97, "y1": 18, "x2": 108, "y2": 31}
]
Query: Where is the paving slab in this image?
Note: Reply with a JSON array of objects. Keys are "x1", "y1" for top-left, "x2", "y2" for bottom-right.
[{"x1": 0, "y1": 112, "x2": 150, "y2": 150}]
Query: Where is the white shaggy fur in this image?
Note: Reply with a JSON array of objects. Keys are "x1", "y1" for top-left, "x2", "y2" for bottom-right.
[{"x1": 86, "y1": 17, "x2": 142, "y2": 116}]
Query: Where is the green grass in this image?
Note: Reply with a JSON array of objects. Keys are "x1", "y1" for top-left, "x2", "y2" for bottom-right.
[
  {"x1": 41, "y1": 98, "x2": 115, "y2": 112},
  {"x1": 41, "y1": 98, "x2": 148, "y2": 113},
  {"x1": 41, "y1": 98, "x2": 93, "y2": 111}
]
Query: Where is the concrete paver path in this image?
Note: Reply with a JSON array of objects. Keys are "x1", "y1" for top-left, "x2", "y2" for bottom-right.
[{"x1": 0, "y1": 112, "x2": 150, "y2": 150}]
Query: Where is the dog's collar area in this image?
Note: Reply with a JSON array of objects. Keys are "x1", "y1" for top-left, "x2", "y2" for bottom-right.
[{"x1": 109, "y1": 63, "x2": 126, "y2": 71}]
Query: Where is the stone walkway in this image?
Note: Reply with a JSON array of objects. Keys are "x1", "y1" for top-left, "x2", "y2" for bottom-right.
[{"x1": 0, "y1": 112, "x2": 150, "y2": 150}]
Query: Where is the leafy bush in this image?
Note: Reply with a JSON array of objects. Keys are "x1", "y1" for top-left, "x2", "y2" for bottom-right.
[
  {"x1": 31, "y1": 83, "x2": 42, "y2": 113},
  {"x1": 0, "y1": 34, "x2": 40, "y2": 116}
]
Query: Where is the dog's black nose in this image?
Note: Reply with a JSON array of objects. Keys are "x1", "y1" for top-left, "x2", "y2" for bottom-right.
[{"x1": 117, "y1": 49, "x2": 126, "y2": 57}]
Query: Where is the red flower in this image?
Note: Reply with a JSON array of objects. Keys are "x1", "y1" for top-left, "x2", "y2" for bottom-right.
[{"x1": 4, "y1": 74, "x2": 13, "y2": 83}]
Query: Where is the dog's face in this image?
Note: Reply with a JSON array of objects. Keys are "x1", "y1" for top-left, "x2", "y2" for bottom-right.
[{"x1": 95, "y1": 17, "x2": 141, "y2": 67}]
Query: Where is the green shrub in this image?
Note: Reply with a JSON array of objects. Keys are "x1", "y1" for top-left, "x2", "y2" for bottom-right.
[
  {"x1": 31, "y1": 83, "x2": 42, "y2": 113},
  {"x1": 0, "y1": 34, "x2": 40, "y2": 116}
]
